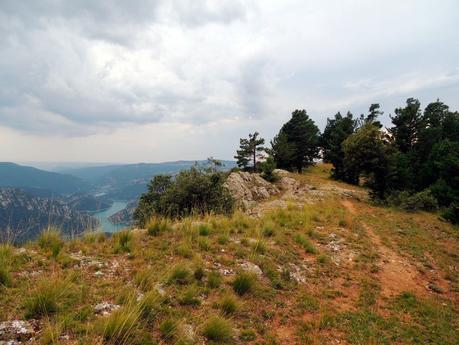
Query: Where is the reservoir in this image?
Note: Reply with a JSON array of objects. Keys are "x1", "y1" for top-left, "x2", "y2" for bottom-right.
[{"x1": 92, "y1": 200, "x2": 129, "y2": 233}]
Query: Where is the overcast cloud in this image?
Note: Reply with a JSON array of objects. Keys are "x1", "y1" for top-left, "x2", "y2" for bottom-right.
[{"x1": 1, "y1": 0, "x2": 458, "y2": 163}]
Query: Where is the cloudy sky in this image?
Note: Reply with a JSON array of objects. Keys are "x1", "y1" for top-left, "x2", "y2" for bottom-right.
[{"x1": 1, "y1": 0, "x2": 458, "y2": 164}]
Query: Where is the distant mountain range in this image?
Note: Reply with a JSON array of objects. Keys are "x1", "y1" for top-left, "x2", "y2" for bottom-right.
[
  {"x1": 0, "y1": 162, "x2": 89, "y2": 195},
  {"x1": 0, "y1": 160, "x2": 236, "y2": 239}
]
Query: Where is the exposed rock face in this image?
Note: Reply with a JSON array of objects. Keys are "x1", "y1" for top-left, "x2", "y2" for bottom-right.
[
  {"x1": 0, "y1": 188, "x2": 99, "y2": 243},
  {"x1": 0, "y1": 320, "x2": 35, "y2": 342},
  {"x1": 108, "y1": 200, "x2": 137, "y2": 225},
  {"x1": 224, "y1": 172, "x2": 279, "y2": 210}
]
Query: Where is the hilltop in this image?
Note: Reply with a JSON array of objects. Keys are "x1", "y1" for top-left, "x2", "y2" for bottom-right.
[{"x1": 0, "y1": 165, "x2": 458, "y2": 344}]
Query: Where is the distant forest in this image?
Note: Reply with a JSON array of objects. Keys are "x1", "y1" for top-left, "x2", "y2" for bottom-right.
[{"x1": 234, "y1": 98, "x2": 459, "y2": 224}]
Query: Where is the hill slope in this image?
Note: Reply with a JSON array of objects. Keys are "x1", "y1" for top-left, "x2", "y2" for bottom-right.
[
  {"x1": 0, "y1": 162, "x2": 89, "y2": 195},
  {"x1": 0, "y1": 165, "x2": 457, "y2": 344},
  {"x1": 0, "y1": 188, "x2": 99, "y2": 243}
]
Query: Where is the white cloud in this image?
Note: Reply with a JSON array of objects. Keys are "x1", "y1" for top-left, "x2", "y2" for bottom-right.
[{"x1": 0, "y1": 0, "x2": 458, "y2": 161}]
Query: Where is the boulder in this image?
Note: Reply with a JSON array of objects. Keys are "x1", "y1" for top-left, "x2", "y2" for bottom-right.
[{"x1": 224, "y1": 172, "x2": 279, "y2": 209}]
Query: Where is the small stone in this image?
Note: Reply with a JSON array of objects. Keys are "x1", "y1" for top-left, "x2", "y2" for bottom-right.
[
  {"x1": 0, "y1": 320, "x2": 34, "y2": 342},
  {"x1": 239, "y1": 262, "x2": 263, "y2": 276},
  {"x1": 94, "y1": 302, "x2": 120, "y2": 315}
]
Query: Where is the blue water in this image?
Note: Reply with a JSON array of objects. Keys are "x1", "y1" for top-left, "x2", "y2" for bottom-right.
[{"x1": 92, "y1": 201, "x2": 129, "y2": 233}]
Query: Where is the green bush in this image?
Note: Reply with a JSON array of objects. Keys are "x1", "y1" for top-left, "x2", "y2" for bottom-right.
[
  {"x1": 441, "y1": 203, "x2": 459, "y2": 224},
  {"x1": 260, "y1": 157, "x2": 279, "y2": 182},
  {"x1": 134, "y1": 163, "x2": 234, "y2": 225},
  {"x1": 388, "y1": 190, "x2": 439, "y2": 212},
  {"x1": 232, "y1": 272, "x2": 255, "y2": 296},
  {"x1": 202, "y1": 316, "x2": 233, "y2": 342},
  {"x1": 38, "y1": 228, "x2": 63, "y2": 258},
  {"x1": 113, "y1": 230, "x2": 134, "y2": 253}
]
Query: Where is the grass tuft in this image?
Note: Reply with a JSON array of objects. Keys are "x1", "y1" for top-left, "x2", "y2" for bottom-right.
[
  {"x1": 232, "y1": 272, "x2": 255, "y2": 296},
  {"x1": 202, "y1": 316, "x2": 233, "y2": 342},
  {"x1": 147, "y1": 217, "x2": 171, "y2": 236},
  {"x1": 38, "y1": 227, "x2": 63, "y2": 258},
  {"x1": 168, "y1": 264, "x2": 192, "y2": 285},
  {"x1": 0, "y1": 244, "x2": 14, "y2": 287},
  {"x1": 220, "y1": 294, "x2": 239, "y2": 315},
  {"x1": 100, "y1": 303, "x2": 141, "y2": 343},
  {"x1": 113, "y1": 230, "x2": 134, "y2": 253}
]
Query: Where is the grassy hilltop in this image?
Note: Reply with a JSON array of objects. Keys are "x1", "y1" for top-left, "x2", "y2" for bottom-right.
[{"x1": 0, "y1": 165, "x2": 458, "y2": 344}]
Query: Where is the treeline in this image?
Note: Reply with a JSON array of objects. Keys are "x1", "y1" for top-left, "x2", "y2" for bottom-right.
[{"x1": 234, "y1": 99, "x2": 459, "y2": 224}]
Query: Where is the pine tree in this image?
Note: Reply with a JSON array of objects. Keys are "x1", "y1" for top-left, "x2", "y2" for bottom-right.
[
  {"x1": 321, "y1": 111, "x2": 358, "y2": 183},
  {"x1": 234, "y1": 132, "x2": 265, "y2": 172},
  {"x1": 390, "y1": 98, "x2": 422, "y2": 153},
  {"x1": 278, "y1": 109, "x2": 320, "y2": 173}
]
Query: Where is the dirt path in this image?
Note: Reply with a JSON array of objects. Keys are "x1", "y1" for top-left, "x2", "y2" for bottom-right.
[{"x1": 342, "y1": 199, "x2": 427, "y2": 297}]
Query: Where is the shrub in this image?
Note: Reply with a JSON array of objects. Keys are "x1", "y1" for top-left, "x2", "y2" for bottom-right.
[
  {"x1": 202, "y1": 316, "x2": 233, "y2": 342},
  {"x1": 159, "y1": 319, "x2": 178, "y2": 340},
  {"x1": 168, "y1": 264, "x2": 192, "y2": 285},
  {"x1": 100, "y1": 303, "x2": 141, "y2": 343},
  {"x1": 260, "y1": 157, "x2": 279, "y2": 182},
  {"x1": 38, "y1": 228, "x2": 63, "y2": 258},
  {"x1": 441, "y1": 203, "x2": 459, "y2": 224},
  {"x1": 220, "y1": 294, "x2": 238, "y2": 315},
  {"x1": 207, "y1": 271, "x2": 222, "y2": 289},
  {"x1": 147, "y1": 218, "x2": 171, "y2": 236},
  {"x1": 113, "y1": 230, "x2": 133, "y2": 253},
  {"x1": 388, "y1": 190, "x2": 439, "y2": 212},
  {"x1": 232, "y1": 272, "x2": 255, "y2": 296},
  {"x1": 134, "y1": 163, "x2": 234, "y2": 225}
]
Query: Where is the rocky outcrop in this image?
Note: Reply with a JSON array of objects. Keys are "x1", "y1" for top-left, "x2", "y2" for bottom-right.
[
  {"x1": 224, "y1": 172, "x2": 280, "y2": 210},
  {"x1": 0, "y1": 188, "x2": 99, "y2": 243},
  {"x1": 108, "y1": 200, "x2": 137, "y2": 225}
]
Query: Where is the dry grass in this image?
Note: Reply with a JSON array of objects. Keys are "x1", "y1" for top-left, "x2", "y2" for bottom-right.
[{"x1": 0, "y1": 164, "x2": 457, "y2": 344}]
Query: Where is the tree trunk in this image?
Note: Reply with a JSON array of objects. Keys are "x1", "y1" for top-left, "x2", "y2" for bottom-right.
[{"x1": 253, "y1": 147, "x2": 256, "y2": 172}]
